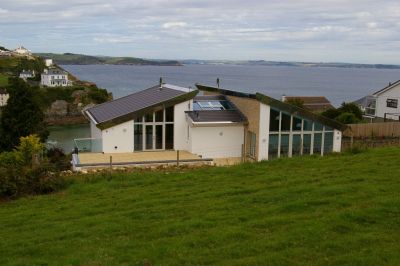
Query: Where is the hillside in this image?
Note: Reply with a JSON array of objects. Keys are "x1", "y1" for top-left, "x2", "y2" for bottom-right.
[
  {"x1": 0, "y1": 147, "x2": 399, "y2": 265},
  {"x1": 35, "y1": 53, "x2": 182, "y2": 66}
]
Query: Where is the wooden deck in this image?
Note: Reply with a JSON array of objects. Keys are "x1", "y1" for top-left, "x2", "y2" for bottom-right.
[{"x1": 77, "y1": 150, "x2": 205, "y2": 165}]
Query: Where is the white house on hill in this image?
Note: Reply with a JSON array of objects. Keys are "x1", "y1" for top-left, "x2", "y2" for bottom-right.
[
  {"x1": 41, "y1": 68, "x2": 69, "y2": 87},
  {"x1": 355, "y1": 80, "x2": 400, "y2": 121},
  {"x1": 0, "y1": 88, "x2": 9, "y2": 107},
  {"x1": 13, "y1": 46, "x2": 31, "y2": 56},
  {"x1": 19, "y1": 70, "x2": 35, "y2": 80}
]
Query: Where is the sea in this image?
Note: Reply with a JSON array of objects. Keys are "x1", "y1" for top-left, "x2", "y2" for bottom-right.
[{"x1": 48, "y1": 64, "x2": 400, "y2": 152}]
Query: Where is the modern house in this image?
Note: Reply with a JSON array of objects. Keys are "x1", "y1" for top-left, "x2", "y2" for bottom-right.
[
  {"x1": 41, "y1": 68, "x2": 69, "y2": 87},
  {"x1": 0, "y1": 88, "x2": 9, "y2": 107},
  {"x1": 355, "y1": 80, "x2": 400, "y2": 121},
  {"x1": 78, "y1": 83, "x2": 345, "y2": 167},
  {"x1": 19, "y1": 70, "x2": 35, "y2": 80},
  {"x1": 282, "y1": 95, "x2": 334, "y2": 113}
]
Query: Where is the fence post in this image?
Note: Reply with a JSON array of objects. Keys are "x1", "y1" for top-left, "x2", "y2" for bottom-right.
[
  {"x1": 109, "y1": 156, "x2": 113, "y2": 176},
  {"x1": 350, "y1": 134, "x2": 354, "y2": 149},
  {"x1": 176, "y1": 150, "x2": 180, "y2": 167}
]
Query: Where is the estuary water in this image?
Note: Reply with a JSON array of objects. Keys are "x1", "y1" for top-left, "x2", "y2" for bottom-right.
[{"x1": 49, "y1": 64, "x2": 400, "y2": 152}]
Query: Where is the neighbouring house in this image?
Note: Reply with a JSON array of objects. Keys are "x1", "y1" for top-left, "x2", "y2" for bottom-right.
[
  {"x1": 45, "y1": 59, "x2": 53, "y2": 67},
  {"x1": 354, "y1": 80, "x2": 400, "y2": 121},
  {"x1": 0, "y1": 88, "x2": 9, "y2": 107},
  {"x1": 19, "y1": 70, "x2": 35, "y2": 80},
  {"x1": 0, "y1": 50, "x2": 12, "y2": 57},
  {"x1": 13, "y1": 45, "x2": 31, "y2": 56},
  {"x1": 77, "y1": 82, "x2": 345, "y2": 167},
  {"x1": 282, "y1": 95, "x2": 334, "y2": 113},
  {"x1": 41, "y1": 68, "x2": 69, "y2": 87}
]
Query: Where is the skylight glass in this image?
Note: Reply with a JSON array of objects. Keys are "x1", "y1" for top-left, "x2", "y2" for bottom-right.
[{"x1": 193, "y1": 100, "x2": 235, "y2": 111}]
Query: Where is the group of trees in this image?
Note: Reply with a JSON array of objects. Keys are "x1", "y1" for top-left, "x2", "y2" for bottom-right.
[{"x1": 321, "y1": 103, "x2": 363, "y2": 124}]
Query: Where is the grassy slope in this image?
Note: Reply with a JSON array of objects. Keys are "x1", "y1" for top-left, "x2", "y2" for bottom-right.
[
  {"x1": 0, "y1": 148, "x2": 399, "y2": 265},
  {"x1": 0, "y1": 74, "x2": 8, "y2": 86}
]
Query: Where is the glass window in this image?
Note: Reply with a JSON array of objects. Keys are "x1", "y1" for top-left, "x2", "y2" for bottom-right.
[
  {"x1": 268, "y1": 134, "x2": 279, "y2": 159},
  {"x1": 313, "y1": 133, "x2": 322, "y2": 155},
  {"x1": 145, "y1": 112, "x2": 153, "y2": 122},
  {"x1": 292, "y1": 116, "x2": 302, "y2": 131},
  {"x1": 155, "y1": 125, "x2": 163, "y2": 149},
  {"x1": 314, "y1": 122, "x2": 323, "y2": 131},
  {"x1": 280, "y1": 134, "x2": 289, "y2": 157},
  {"x1": 134, "y1": 124, "x2": 143, "y2": 151},
  {"x1": 165, "y1": 124, "x2": 174, "y2": 149},
  {"x1": 303, "y1": 119, "x2": 312, "y2": 131},
  {"x1": 303, "y1": 134, "x2": 312, "y2": 155},
  {"x1": 145, "y1": 125, "x2": 153, "y2": 149},
  {"x1": 193, "y1": 102, "x2": 201, "y2": 111},
  {"x1": 292, "y1": 134, "x2": 302, "y2": 156},
  {"x1": 324, "y1": 132, "x2": 334, "y2": 154},
  {"x1": 269, "y1": 109, "x2": 280, "y2": 132},
  {"x1": 220, "y1": 101, "x2": 234, "y2": 110},
  {"x1": 325, "y1": 126, "x2": 333, "y2": 131},
  {"x1": 387, "y1": 99, "x2": 398, "y2": 108},
  {"x1": 166, "y1": 106, "x2": 174, "y2": 122},
  {"x1": 155, "y1": 109, "x2": 163, "y2": 122},
  {"x1": 281, "y1": 112, "x2": 291, "y2": 132}
]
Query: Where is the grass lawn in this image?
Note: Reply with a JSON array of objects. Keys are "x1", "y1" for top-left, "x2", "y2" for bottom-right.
[
  {"x1": 0, "y1": 148, "x2": 399, "y2": 265},
  {"x1": 0, "y1": 74, "x2": 8, "y2": 86}
]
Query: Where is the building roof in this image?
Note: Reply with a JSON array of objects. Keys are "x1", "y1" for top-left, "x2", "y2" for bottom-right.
[
  {"x1": 196, "y1": 84, "x2": 347, "y2": 131},
  {"x1": 282, "y1": 96, "x2": 334, "y2": 112},
  {"x1": 186, "y1": 95, "x2": 247, "y2": 123},
  {"x1": 43, "y1": 68, "x2": 68, "y2": 75},
  {"x1": 372, "y1": 80, "x2": 400, "y2": 96},
  {"x1": 86, "y1": 84, "x2": 198, "y2": 129}
]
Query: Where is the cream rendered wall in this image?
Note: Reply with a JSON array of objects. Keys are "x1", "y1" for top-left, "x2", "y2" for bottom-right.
[
  {"x1": 174, "y1": 100, "x2": 191, "y2": 151},
  {"x1": 258, "y1": 103, "x2": 270, "y2": 161},
  {"x1": 375, "y1": 84, "x2": 400, "y2": 120},
  {"x1": 102, "y1": 120, "x2": 133, "y2": 153},
  {"x1": 190, "y1": 125, "x2": 244, "y2": 158},
  {"x1": 333, "y1": 129, "x2": 342, "y2": 152},
  {"x1": 90, "y1": 121, "x2": 102, "y2": 139}
]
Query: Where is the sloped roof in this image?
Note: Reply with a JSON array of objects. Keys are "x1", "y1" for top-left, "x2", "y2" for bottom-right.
[
  {"x1": 187, "y1": 95, "x2": 247, "y2": 123},
  {"x1": 196, "y1": 84, "x2": 346, "y2": 131},
  {"x1": 283, "y1": 96, "x2": 332, "y2": 104},
  {"x1": 372, "y1": 80, "x2": 400, "y2": 96},
  {"x1": 86, "y1": 84, "x2": 198, "y2": 129},
  {"x1": 44, "y1": 68, "x2": 68, "y2": 75}
]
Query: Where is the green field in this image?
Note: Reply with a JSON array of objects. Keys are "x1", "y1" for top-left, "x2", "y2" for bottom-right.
[
  {"x1": 0, "y1": 148, "x2": 399, "y2": 265},
  {"x1": 0, "y1": 74, "x2": 8, "y2": 86}
]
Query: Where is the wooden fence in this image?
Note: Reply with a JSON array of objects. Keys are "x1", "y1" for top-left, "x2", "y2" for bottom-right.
[{"x1": 344, "y1": 122, "x2": 400, "y2": 138}]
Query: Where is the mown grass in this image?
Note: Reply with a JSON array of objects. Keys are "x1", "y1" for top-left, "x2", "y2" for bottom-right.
[{"x1": 0, "y1": 147, "x2": 399, "y2": 265}]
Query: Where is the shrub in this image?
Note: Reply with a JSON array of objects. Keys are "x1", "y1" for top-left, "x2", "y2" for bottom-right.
[
  {"x1": 46, "y1": 147, "x2": 71, "y2": 171},
  {"x1": 335, "y1": 112, "x2": 360, "y2": 124}
]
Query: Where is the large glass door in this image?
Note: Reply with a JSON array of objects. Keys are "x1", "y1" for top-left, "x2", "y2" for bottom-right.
[
  {"x1": 145, "y1": 125, "x2": 153, "y2": 150},
  {"x1": 155, "y1": 125, "x2": 163, "y2": 149}
]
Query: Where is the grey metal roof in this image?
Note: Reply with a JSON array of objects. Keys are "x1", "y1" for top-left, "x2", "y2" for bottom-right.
[
  {"x1": 86, "y1": 84, "x2": 197, "y2": 128},
  {"x1": 44, "y1": 68, "x2": 68, "y2": 75},
  {"x1": 187, "y1": 95, "x2": 247, "y2": 123},
  {"x1": 186, "y1": 110, "x2": 247, "y2": 123}
]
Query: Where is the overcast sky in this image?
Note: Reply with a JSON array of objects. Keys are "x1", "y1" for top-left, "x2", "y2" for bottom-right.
[{"x1": 1, "y1": 0, "x2": 400, "y2": 64}]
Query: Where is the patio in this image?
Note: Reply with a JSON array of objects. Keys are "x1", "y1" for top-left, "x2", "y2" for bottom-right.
[{"x1": 72, "y1": 150, "x2": 213, "y2": 171}]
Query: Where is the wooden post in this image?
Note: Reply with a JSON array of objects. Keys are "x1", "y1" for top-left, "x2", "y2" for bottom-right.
[
  {"x1": 241, "y1": 144, "x2": 244, "y2": 163},
  {"x1": 109, "y1": 156, "x2": 113, "y2": 175},
  {"x1": 176, "y1": 150, "x2": 180, "y2": 167},
  {"x1": 350, "y1": 134, "x2": 354, "y2": 149}
]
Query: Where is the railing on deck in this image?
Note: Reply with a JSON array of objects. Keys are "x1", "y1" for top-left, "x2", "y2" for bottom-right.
[{"x1": 74, "y1": 138, "x2": 102, "y2": 153}]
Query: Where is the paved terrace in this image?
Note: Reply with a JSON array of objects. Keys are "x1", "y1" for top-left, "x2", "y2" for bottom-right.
[{"x1": 73, "y1": 150, "x2": 214, "y2": 170}]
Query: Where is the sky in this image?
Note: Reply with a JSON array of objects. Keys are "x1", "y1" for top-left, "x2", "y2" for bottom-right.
[{"x1": 1, "y1": 0, "x2": 400, "y2": 64}]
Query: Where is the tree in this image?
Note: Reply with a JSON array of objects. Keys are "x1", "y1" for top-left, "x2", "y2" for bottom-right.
[
  {"x1": 338, "y1": 102, "x2": 363, "y2": 120},
  {"x1": 321, "y1": 108, "x2": 342, "y2": 120},
  {"x1": 335, "y1": 112, "x2": 360, "y2": 124},
  {"x1": 0, "y1": 78, "x2": 48, "y2": 151}
]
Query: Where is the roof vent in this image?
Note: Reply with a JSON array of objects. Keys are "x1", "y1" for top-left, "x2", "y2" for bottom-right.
[{"x1": 159, "y1": 77, "x2": 163, "y2": 90}]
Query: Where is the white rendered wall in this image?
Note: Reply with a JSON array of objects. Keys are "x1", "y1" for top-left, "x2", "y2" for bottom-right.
[
  {"x1": 258, "y1": 103, "x2": 270, "y2": 161},
  {"x1": 174, "y1": 100, "x2": 191, "y2": 151},
  {"x1": 375, "y1": 85, "x2": 400, "y2": 120},
  {"x1": 0, "y1": 93, "x2": 9, "y2": 106},
  {"x1": 90, "y1": 121, "x2": 102, "y2": 139},
  {"x1": 102, "y1": 120, "x2": 133, "y2": 153},
  {"x1": 190, "y1": 125, "x2": 244, "y2": 158},
  {"x1": 333, "y1": 129, "x2": 342, "y2": 152}
]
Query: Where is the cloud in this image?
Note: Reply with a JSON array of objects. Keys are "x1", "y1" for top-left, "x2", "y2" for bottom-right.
[{"x1": 1, "y1": 0, "x2": 400, "y2": 63}]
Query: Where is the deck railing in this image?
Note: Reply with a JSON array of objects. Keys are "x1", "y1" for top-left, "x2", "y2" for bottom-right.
[{"x1": 74, "y1": 138, "x2": 102, "y2": 153}]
